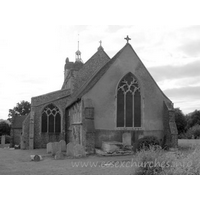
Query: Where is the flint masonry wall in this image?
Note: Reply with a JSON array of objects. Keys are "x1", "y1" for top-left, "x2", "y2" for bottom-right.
[{"x1": 26, "y1": 89, "x2": 71, "y2": 149}]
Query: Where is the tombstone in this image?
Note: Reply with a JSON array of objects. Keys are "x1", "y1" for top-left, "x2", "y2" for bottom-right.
[
  {"x1": 59, "y1": 140, "x2": 66, "y2": 152},
  {"x1": 47, "y1": 142, "x2": 53, "y2": 154},
  {"x1": 66, "y1": 142, "x2": 86, "y2": 157},
  {"x1": 54, "y1": 152, "x2": 65, "y2": 160},
  {"x1": 34, "y1": 155, "x2": 41, "y2": 161},
  {"x1": 1, "y1": 135, "x2": 5, "y2": 145},
  {"x1": 122, "y1": 132, "x2": 132, "y2": 146},
  {"x1": 102, "y1": 141, "x2": 120, "y2": 153},
  {"x1": 51, "y1": 142, "x2": 61, "y2": 156},
  {"x1": 74, "y1": 144, "x2": 86, "y2": 157},
  {"x1": 66, "y1": 142, "x2": 75, "y2": 157},
  {"x1": 30, "y1": 155, "x2": 42, "y2": 161}
]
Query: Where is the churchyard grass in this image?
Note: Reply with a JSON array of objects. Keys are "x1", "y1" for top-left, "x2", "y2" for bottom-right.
[{"x1": 0, "y1": 140, "x2": 200, "y2": 175}]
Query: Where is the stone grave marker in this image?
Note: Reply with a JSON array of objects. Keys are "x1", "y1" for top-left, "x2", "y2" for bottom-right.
[
  {"x1": 122, "y1": 132, "x2": 132, "y2": 146},
  {"x1": 102, "y1": 141, "x2": 121, "y2": 153},
  {"x1": 54, "y1": 152, "x2": 65, "y2": 160},
  {"x1": 1, "y1": 135, "x2": 5, "y2": 145},
  {"x1": 30, "y1": 155, "x2": 42, "y2": 161},
  {"x1": 59, "y1": 140, "x2": 66, "y2": 152},
  {"x1": 47, "y1": 142, "x2": 53, "y2": 154},
  {"x1": 74, "y1": 144, "x2": 86, "y2": 157},
  {"x1": 51, "y1": 142, "x2": 61, "y2": 156},
  {"x1": 66, "y1": 142, "x2": 86, "y2": 157},
  {"x1": 66, "y1": 142, "x2": 75, "y2": 157}
]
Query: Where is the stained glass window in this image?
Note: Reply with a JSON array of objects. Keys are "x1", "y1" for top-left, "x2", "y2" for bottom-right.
[{"x1": 117, "y1": 72, "x2": 141, "y2": 128}]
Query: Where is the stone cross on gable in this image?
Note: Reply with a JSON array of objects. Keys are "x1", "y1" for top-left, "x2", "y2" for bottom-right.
[
  {"x1": 124, "y1": 35, "x2": 131, "y2": 43},
  {"x1": 98, "y1": 40, "x2": 104, "y2": 51}
]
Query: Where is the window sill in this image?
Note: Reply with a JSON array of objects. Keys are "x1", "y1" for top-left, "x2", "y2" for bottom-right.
[
  {"x1": 115, "y1": 127, "x2": 144, "y2": 131},
  {"x1": 41, "y1": 132, "x2": 61, "y2": 135}
]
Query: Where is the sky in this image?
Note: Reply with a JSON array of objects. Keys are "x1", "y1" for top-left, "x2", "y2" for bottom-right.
[{"x1": 0, "y1": 0, "x2": 200, "y2": 119}]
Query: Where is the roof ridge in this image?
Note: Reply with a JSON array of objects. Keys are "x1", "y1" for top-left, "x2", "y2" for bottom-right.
[
  {"x1": 66, "y1": 43, "x2": 128, "y2": 107},
  {"x1": 62, "y1": 48, "x2": 110, "y2": 90},
  {"x1": 83, "y1": 48, "x2": 110, "y2": 67}
]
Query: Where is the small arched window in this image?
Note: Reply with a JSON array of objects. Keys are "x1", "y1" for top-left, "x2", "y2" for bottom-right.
[
  {"x1": 42, "y1": 104, "x2": 61, "y2": 133},
  {"x1": 117, "y1": 72, "x2": 141, "y2": 128}
]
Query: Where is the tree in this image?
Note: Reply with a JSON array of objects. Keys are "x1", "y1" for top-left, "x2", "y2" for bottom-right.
[
  {"x1": 0, "y1": 120, "x2": 11, "y2": 136},
  {"x1": 186, "y1": 110, "x2": 200, "y2": 129},
  {"x1": 8, "y1": 100, "x2": 31, "y2": 120},
  {"x1": 174, "y1": 108, "x2": 187, "y2": 135}
]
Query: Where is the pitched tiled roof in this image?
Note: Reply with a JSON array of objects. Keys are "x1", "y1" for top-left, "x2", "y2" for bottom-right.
[
  {"x1": 66, "y1": 43, "x2": 172, "y2": 108},
  {"x1": 62, "y1": 48, "x2": 110, "y2": 92},
  {"x1": 12, "y1": 115, "x2": 27, "y2": 129},
  {"x1": 66, "y1": 44, "x2": 127, "y2": 108}
]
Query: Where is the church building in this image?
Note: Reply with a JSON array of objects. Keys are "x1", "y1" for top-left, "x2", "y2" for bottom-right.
[{"x1": 21, "y1": 36, "x2": 178, "y2": 153}]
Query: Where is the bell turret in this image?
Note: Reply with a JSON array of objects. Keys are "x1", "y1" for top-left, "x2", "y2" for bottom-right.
[{"x1": 75, "y1": 41, "x2": 83, "y2": 63}]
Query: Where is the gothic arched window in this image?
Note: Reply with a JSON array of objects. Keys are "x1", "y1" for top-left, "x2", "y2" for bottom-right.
[
  {"x1": 41, "y1": 104, "x2": 61, "y2": 133},
  {"x1": 117, "y1": 73, "x2": 141, "y2": 128}
]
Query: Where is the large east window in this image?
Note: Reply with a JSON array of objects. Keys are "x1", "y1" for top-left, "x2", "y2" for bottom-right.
[
  {"x1": 41, "y1": 104, "x2": 61, "y2": 133},
  {"x1": 117, "y1": 72, "x2": 141, "y2": 128}
]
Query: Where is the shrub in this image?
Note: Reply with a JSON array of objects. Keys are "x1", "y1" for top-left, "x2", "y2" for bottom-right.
[
  {"x1": 5, "y1": 135, "x2": 11, "y2": 144},
  {"x1": 0, "y1": 135, "x2": 11, "y2": 144},
  {"x1": 186, "y1": 124, "x2": 200, "y2": 139},
  {"x1": 178, "y1": 132, "x2": 189, "y2": 139},
  {"x1": 133, "y1": 144, "x2": 200, "y2": 175},
  {"x1": 166, "y1": 145, "x2": 200, "y2": 175},
  {"x1": 136, "y1": 136, "x2": 160, "y2": 151},
  {"x1": 134, "y1": 146, "x2": 177, "y2": 175}
]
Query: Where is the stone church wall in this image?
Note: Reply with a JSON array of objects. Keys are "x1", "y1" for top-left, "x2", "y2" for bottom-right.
[
  {"x1": 83, "y1": 44, "x2": 173, "y2": 147},
  {"x1": 11, "y1": 129, "x2": 22, "y2": 146},
  {"x1": 66, "y1": 100, "x2": 95, "y2": 154},
  {"x1": 30, "y1": 91, "x2": 71, "y2": 149},
  {"x1": 21, "y1": 114, "x2": 30, "y2": 149},
  {"x1": 68, "y1": 101, "x2": 83, "y2": 145},
  {"x1": 163, "y1": 101, "x2": 178, "y2": 148}
]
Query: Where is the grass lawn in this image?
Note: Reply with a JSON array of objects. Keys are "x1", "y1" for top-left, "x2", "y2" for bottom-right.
[
  {"x1": 0, "y1": 139, "x2": 200, "y2": 175},
  {"x1": 0, "y1": 148, "x2": 135, "y2": 175}
]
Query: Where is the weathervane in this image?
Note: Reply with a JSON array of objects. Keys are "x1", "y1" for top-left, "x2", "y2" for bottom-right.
[{"x1": 124, "y1": 35, "x2": 131, "y2": 43}]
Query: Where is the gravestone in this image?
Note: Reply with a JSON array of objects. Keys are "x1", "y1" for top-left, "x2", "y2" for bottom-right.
[
  {"x1": 34, "y1": 155, "x2": 41, "y2": 161},
  {"x1": 59, "y1": 140, "x2": 66, "y2": 152},
  {"x1": 51, "y1": 142, "x2": 61, "y2": 156},
  {"x1": 30, "y1": 155, "x2": 42, "y2": 161},
  {"x1": 66, "y1": 142, "x2": 86, "y2": 157},
  {"x1": 47, "y1": 142, "x2": 53, "y2": 154},
  {"x1": 54, "y1": 152, "x2": 65, "y2": 160},
  {"x1": 74, "y1": 144, "x2": 86, "y2": 157},
  {"x1": 66, "y1": 142, "x2": 75, "y2": 157},
  {"x1": 122, "y1": 132, "x2": 132, "y2": 146},
  {"x1": 1, "y1": 135, "x2": 5, "y2": 145},
  {"x1": 102, "y1": 141, "x2": 121, "y2": 153}
]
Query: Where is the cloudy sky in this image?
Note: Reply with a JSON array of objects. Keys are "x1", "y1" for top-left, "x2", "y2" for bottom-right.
[{"x1": 0, "y1": 0, "x2": 200, "y2": 119}]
